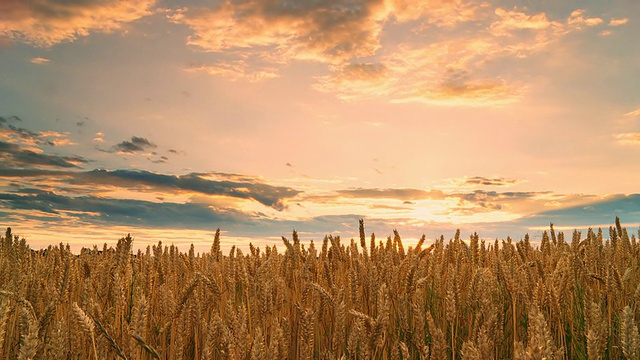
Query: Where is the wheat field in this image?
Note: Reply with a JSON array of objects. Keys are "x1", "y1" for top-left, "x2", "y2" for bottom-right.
[{"x1": 1, "y1": 218, "x2": 639, "y2": 359}]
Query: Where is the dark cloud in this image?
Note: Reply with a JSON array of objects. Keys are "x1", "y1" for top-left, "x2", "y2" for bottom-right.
[
  {"x1": 0, "y1": 116, "x2": 22, "y2": 123},
  {"x1": 463, "y1": 176, "x2": 521, "y2": 186},
  {"x1": 150, "y1": 155, "x2": 169, "y2": 164},
  {"x1": 452, "y1": 190, "x2": 541, "y2": 202},
  {"x1": 0, "y1": 168, "x2": 300, "y2": 211},
  {"x1": 0, "y1": 141, "x2": 88, "y2": 168},
  {"x1": 335, "y1": 187, "x2": 545, "y2": 205},
  {"x1": 77, "y1": 169, "x2": 299, "y2": 210},
  {"x1": 0, "y1": 116, "x2": 77, "y2": 148},
  {"x1": 0, "y1": 168, "x2": 60, "y2": 177},
  {"x1": 443, "y1": 190, "x2": 548, "y2": 214},
  {"x1": 519, "y1": 194, "x2": 640, "y2": 227},
  {"x1": 111, "y1": 136, "x2": 157, "y2": 153},
  {"x1": 0, "y1": 122, "x2": 41, "y2": 143},
  {"x1": 0, "y1": 190, "x2": 246, "y2": 230},
  {"x1": 0, "y1": 188, "x2": 369, "y2": 241}
]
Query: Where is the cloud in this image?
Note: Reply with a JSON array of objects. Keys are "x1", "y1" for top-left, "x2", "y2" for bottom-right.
[
  {"x1": 441, "y1": 189, "x2": 542, "y2": 214},
  {"x1": 170, "y1": 0, "x2": 387, "y2": 64},
  {"x1": 454, "y1": 176, "x2": 522, "y2": 187},
  {"x1": 170, "y1": 0, "x2": 486, "y2": 82},
  {"x1": 315, "y1": 5, "x2": 610, "y2": 105},
  {"x1": 566, "y1": 9, "x2": 604, "y2": 29},
  {"x1": 171, "y1": 2, "x2": 609, "y2": 106},
  {"x1": 609, "y1": 18, "x2": 629, "y2": 27},
  {"x1": 615, "y1": 133, "x2": 640, "y2": 145},
  {"x1": 315, "y1": 39, "x2": 525, "y2": 106},
  {"x1": 388, "y1": 0, "x2": 482, "y2": 26},
  {"x1": 314, "y1": 62, "x2": 390, "y2": 99},
  {"x1": 517, "y1": 194, "x2": 640, "y2": 228},
  {"x1": 489, "y1": 7, "x2": 561, "y2": 37},
  {"x1": 0, "y1": 189, "x2": 246, "y2": 229},
  {"x1": 93, "y1": 132, "x2": 105, "y2": 143},
  {"x1": 451, "y1": 190, "x2": 540, "y2": 202},
  {"x1": 185, "y1": 61, "x2": 279, "y2": 82},
  {"x1": 0, "y1": 0, "x2": 157, "y2": 47},
  {"x1": 623, "y1": 109, "x2": 640, "y2": 118},
  {"x1": 0, "y1": 116, "x2": 21, "y2": 124},
  {"x1": 0, "y1": 168, "x2": 300, "y2": 211},
  {"x1": 77, "y1": 169, "x2": 300, "y2": 210},
  {"x1": 0, "y1": 118, "x2": 40, "y2": 143},
  {"x1": 30, "y1": 57, "x2": 49, "y2": 64},
  {"x1": 0, "y1": 117, "x2": 75, "y2": 147},
  {"x1": 337, "y1": 188, "x2": 445, "y2": 201},
  {"x1": 0, "y1": 141, "x2": 88, "y2": 168},
  {"x1": 111, "y1": 136, "x2": 157, "y2": 153}
]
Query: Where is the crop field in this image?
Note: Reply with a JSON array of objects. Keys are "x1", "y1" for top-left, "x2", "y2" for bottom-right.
[{"x1": 1, "y1": 219, "x2": 639, "y2": 359}]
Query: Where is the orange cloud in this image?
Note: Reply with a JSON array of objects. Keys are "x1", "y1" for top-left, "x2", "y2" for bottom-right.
[
  {"x1": 616, "y1": 133, "x2": 640, "y2": 145},
  {"x1": 609, "y1": 18, "x2": 629, "y2": 26},
  {"x1": 0, "y1": 0, "x2": 156, "y2": 47},
  {"x1": 172, "y1": 2, "x2": 610, "y2": 106},
  {"x1": 623, "y1": 108, "x2": 640, "y2": 118},
  {"x1": 170, "y1": 0, "x2": 388, "y2": 64},
  {"x1": 315, "y1": 38, "x2": 525, "y2": 106},
  {"x1": 185, "y1": 58, "x2": 280, "y2": 82},
  {"x1": 490, "y1": 8, "x2": 560, "y2": 37},
  {"x1": 388, "y1": 0, "x2": 482, "y2": 26},
  {"x1": 315, "y1": 5, "x2": 609, "y2": 105},
  {"x1": 314, "y1": 63, "x2": 390, "y2": 100},
  {"x1": 567, "y1": 9, "x2": 604, "y2": 29}
]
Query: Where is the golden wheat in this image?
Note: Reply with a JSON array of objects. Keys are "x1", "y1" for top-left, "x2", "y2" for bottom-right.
[{"x1": 0, "y1": 219, "x2": 639, "y2": 359}]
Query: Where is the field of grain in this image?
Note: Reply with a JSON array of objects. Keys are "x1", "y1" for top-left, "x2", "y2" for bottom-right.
[{"x1": 1, "y1": 218, "x2": 639, "y2": 359}]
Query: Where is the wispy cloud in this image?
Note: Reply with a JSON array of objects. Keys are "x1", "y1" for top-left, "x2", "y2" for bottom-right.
[
  {"x1": 337, "y1": 188, "x2": 445, "y2": 201},
  {"x1": 623, "y1": 108, "x2": 640, "y2": 118},
  {"x1": 30, "y1": 57, "x2": 49, "y2": 64},
  {"x1": 314, "y1": 39, "x2": 525, "y2": 106},
  {"x1": 0, "y1": 0, "x2": 157, "y2": 47},
  {"x1": 615, "y1": 133, "x2": 640, "y2": 145},
  {"x1": 185, "y1": 61, "x2": 279, "y2": 82},
  {"x1": 451, "y1": 176, "x2": 523, "y2": 187}
]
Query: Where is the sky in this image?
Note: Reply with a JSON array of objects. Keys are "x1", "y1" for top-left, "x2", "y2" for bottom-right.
[{"x1": 1, "y1": 0, "x2": 639, "y2": 252}]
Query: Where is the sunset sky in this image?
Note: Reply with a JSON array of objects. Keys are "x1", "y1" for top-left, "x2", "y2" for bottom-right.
[{"x1": 1, "y1": 0, "x2": 639, "y2": 252}]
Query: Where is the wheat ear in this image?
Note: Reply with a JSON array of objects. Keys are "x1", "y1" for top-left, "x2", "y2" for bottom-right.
[{"x1": 72, "y1": 302, "x2": 99, "y2": 360}]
